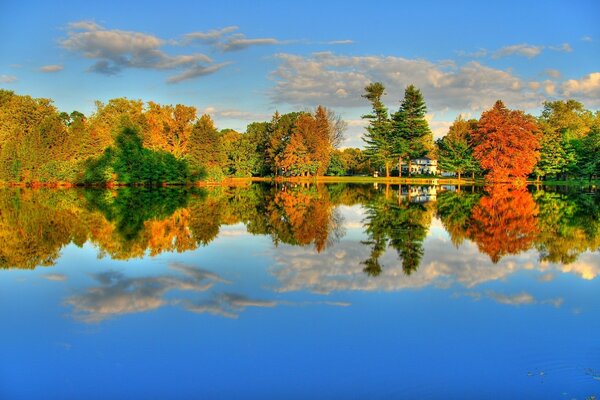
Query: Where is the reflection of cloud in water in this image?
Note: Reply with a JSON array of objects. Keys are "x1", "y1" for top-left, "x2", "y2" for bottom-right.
[
  {"x1": 459, "y1": 291, "x2": 563, "y2": 308},
  {"x1": 66, "y1": 263, "x2": 233, "y2": 322},
  {"x1": 558, "y1": 254, "x2": 600, "y2": 280},
  {"x1": 43, "y1": 273, "x2": 68, "y2": 281},
  {"x1": 271, "y1": 218, "x2": 599, "y2": 294},
  {"x1": 487, "y1": 291, "x2": 535, "y2": 306},
  {"x1": 184, "y1": 293, "x2": 277, "y2": 319}
]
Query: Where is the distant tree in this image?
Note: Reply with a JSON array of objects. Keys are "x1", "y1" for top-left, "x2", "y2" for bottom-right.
[
  {"x1": 82, "y1": 126, "x2": 188, "y2": 185},
  {"x1": 188, "y1": 114, "x2": 225, "y2": 180},
  {"x1": 533, "y1": 124, "x2": 571, "y2": 180},
  {"x1": 245, "y1": 121, "x2": 270, "y2": 176},
  {"x1": 87, "y1": 98, "x2": 145, "y2": 155},
  {"x1": 537, "y1": 100, "x2": 598, "y2": 179},
  {"x1": 575, "y1": 127, "x2": 600, "y2": 180},
  {"x1": 362, "y1": 82, "x2": 394, "y2": 177},
  {"x1": 312, "y1": 105, "x2": 332, "y2": 175},
  {"x1": 392, "y1": 85, "x2": 432, "y2": 176},
  {"x1": 436, "y1": 116, "x2": 479, "y2": 180},
  {"x1": 278, "y1": 129, "x2": 315, "y2": 176},
  {"x1": 326, "y1": 150, "x2": 346, "y2": 176},
  {"x1": 222, "y1": 129, "x2": 258, "y2": 177},
  {"x1": 144, "y1": 102, "x2": 195, "y2": 157},
  {"x1": 471, "y1": 101, "x2": 541, "y2": 183}
]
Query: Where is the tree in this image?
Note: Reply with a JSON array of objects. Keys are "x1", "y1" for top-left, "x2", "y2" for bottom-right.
[
  {"x1": 188, "y1": 114, "x2": 225, "y2": 180},
  {"x1": 266, "y1": 112, "x2": 301, "y2": 176},
  {"x1": 471, "y1": 100, "x2": 541, "y2": 183},
  {"x1": 537, "y1": 100, "x2": 598, "y2": 179},
  {"x1": 362, "y1": 82, "x2": 394, "y2": 177},
  {"x1": 533, "y1": 125, "x2": 571, "y2": 180},
  {"x1": 82, "y1": 126, "x2": 189, "y2": 185},
  {"x1": 278, "y1": 129, "x2": 315, "y2": 176},
  {"x1": 246, "y1": 121, "x2": 271, "y2": 176},
  {"x1": 221, "y1": 129, "x2": 258, "y2": 177},
  {"x1": 436, "y1": 116, "x2": 479, "y2": 180},
  {"x1": 392, "y1": 85, "x2": 432, "y2": 176},
  {"x1": 575, "y1": 127, "x2": 600, "y2": 180},
  {"x1": 87, "y1": 98, "x2": 145, "y2": 156},
  {"x1": 312, "y1": 105, "x2": 332, "y2": 175}
]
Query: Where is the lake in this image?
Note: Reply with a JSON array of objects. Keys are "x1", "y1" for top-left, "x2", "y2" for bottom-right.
[{"x1": 0, "y1": 183, "x2": 598, "y2": 399}]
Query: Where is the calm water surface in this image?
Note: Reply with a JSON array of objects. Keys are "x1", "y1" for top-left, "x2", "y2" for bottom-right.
[{"x1": 0, "y1": 183, "x2": 598, "y2": 399}]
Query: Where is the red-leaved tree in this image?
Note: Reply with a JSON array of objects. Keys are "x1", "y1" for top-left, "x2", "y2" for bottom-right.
[{"x1": 471, "y1": 100, "x2": 541, "y2": 182}]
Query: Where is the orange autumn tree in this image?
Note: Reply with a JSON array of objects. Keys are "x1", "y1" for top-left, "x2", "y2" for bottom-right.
[
  {"x1": 467, "y1": 184, "x2": 539, "y2": 263},
  {"x1": 471, "y1": 101, "x2": 541, "y2": 182}
]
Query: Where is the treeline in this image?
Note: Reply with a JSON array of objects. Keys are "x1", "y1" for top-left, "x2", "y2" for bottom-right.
[
  {"x1": 362, "y1": 82, "x2": 600, "y2": 182},
  {"x1": 0, "y1": 90, "x2": 345, "y2": 185},
  {"x1": 2, "y1": 87, "x2": 599, "y2": 185}
]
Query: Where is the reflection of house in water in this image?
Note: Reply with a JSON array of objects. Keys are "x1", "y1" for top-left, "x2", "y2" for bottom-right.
[
  {"x1": 400, "y1": 185, "x2": 438, "y2": 203},
  {"x1": 402, "y1": 157, "x2": 438, "y2": 175}
]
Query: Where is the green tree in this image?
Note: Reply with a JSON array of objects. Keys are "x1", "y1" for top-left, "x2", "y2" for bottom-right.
[
  {"x1": 392, "y1": 85, "x2": 432, "y2": 176},
  {"x1": 362, "y1": 82, "x2": 394, "y2": 177},
  {"x1": 246, "y1": 121, "x2": 270, "y2": 176},
  {"x1": 575, "y1": 127, "x2": 600, "y2": 180},
  {"x1": 188, "y1": 114, "x2": 225, "y2": 180},
  {"x1": 436, "y1": 116, "x2": 479, "y2": 180}
]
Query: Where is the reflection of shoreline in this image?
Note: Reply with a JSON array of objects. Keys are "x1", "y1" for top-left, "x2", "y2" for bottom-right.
[{"x1": 0, "y1": 183, "x2": 598, "y2": 275}]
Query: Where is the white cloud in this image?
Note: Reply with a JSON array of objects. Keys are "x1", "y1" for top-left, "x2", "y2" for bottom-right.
[
  {"x1": 0, "y1": 75, "x2": 17, "y2": 83},
  {"x1": 218, "y1": 34, "x2": 280, "y2": 52},
  {"x1": 39, "y1": 64, "x2": 64, "y2": 73},
  {"x1": 457, "y1": 48, "x2": 488, "y2": 58},
  {"x1": 166, "y1": 62, "x2": 230, "y2": 84},
  {"x1": 561, "y1": 72, "x2": 600, "y2": 103},
  {"x1": 202, "y1": 106, "x2": 271, "y2": 122},
  {"x1": 270, "y1": 52, "x2": 544, "y2": 112},
  {"x1": 62, "y1": 21, "x2": 223, "y2": 83},
  {"x1": 545, "y1": 69, "x2": 561, "y2": 79},
  {"x1": 184, "y1": 26, "x2": 281, "y2": 52},
  {"x1": 543, "y1": 80, "x2": 557, "y2": 96},
  {"x1": 426, "y1": 114, "x2": 453, "y2": 140},
  {"x1": 549, "y1": 43, "x2": 573, "y2": 52},
  {"x1": 183, "y1": 26, "x2": 239, "y2": 44},
  {"x1": 581, "y1": 35, "x2": 593, "y2": 42},
  {"x1": 493, "y1": 43, "x2": 543, "y2": 59},
  {"x1": 327, "y1": 40, "x2": 354, "y2": 45}
]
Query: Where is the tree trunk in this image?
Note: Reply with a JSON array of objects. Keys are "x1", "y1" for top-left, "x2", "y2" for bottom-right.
[
  {"x1": 398, "y1": 157, "x2": 402, "y2": 178},
  {"x1": 472, "y1": 172, "x2": 475, "y2": 180},
  {"x1": 408, "y1": 160, "x2": 412, "y2": 177},
  {"x1": 385, "y1": 163, "x2": 390, "y2": 178},
  {"x1": 458, "y1": 171, "x2": 461, "y2": 181}
]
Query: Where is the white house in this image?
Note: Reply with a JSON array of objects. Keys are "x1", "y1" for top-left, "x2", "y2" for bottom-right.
[{"x1": 402, "y1": 157, "x2": 438, "y2": 175}]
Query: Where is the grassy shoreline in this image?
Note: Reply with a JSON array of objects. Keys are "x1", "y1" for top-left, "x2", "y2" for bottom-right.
[{"x1": 1, "y1": 176, "x2": 598, "y2": 188}]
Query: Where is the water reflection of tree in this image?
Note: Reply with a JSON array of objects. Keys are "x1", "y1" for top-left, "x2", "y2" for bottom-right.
[
  {"x1": 265, "y1": 184, "x2": 345, "y2": 252},
  {"x1": 0, "y1": 189, "x2": 87, "y2": 269},
  {"x1": 2, "y1": 183, "x2": 599, "y2": 270},
  {"x1": 467, "y1": 185, "x2": 540, "y2": 263},
  {"x1": 361, "y1": 186, "x2": 433, "y2": 276},
  {"x1": 436, "y1": 188, "x2": 482, "y2": 247},
  {"x1": 534, "y1": 189, "x2": 600, "y2": 263},
  {"x1": 438, "y1": 185, "x2": 600, "y2": 264}
]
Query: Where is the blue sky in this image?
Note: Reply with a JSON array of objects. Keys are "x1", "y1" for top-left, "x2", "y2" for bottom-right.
[{"x1": 1, "y1": 0, "x2": 599, "y2": 147}]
